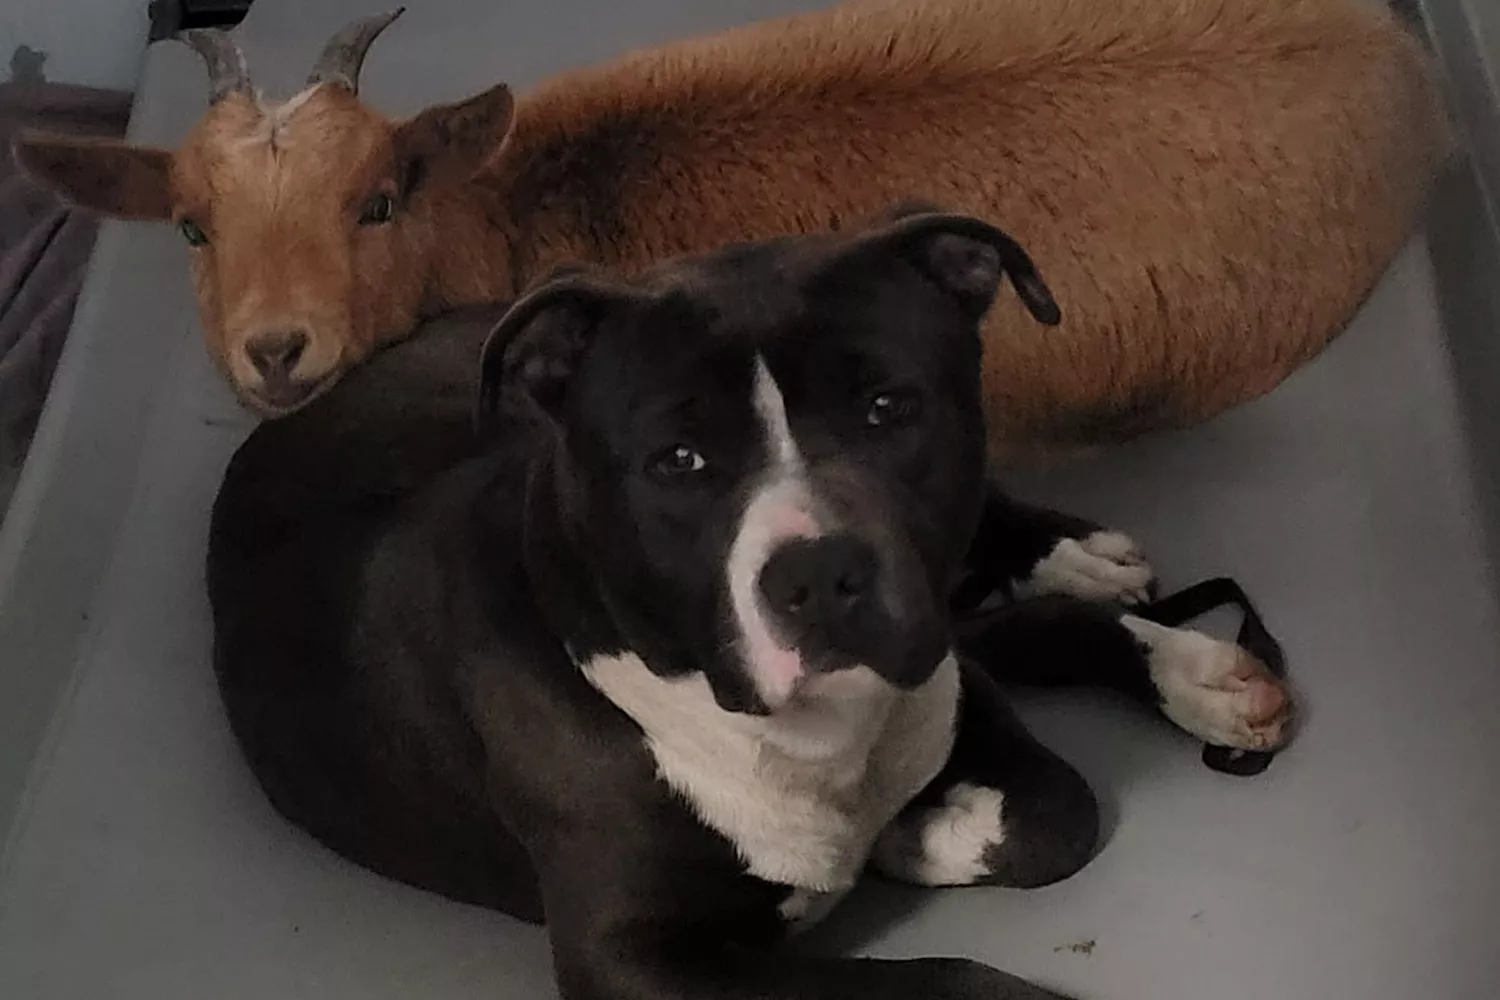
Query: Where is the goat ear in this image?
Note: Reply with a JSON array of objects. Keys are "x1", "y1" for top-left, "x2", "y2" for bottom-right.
[
  {"x1": 834, "y1": 209, "x2": 1062, "y2": 326},
  {"x1": 395, "y1": 83, "x2": 515, "y2": 181},
  {"x1": 475, "y1": 271, "x2": 632, "y2": 430},
  {"x1": 11, "y1": 132, "x2": 174, "y2": 220}
]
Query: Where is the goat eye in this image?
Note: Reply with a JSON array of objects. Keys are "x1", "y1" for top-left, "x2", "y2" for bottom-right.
[
  {"x1": 359, "y1": 193, "x2": 395, "y2": 225},
  {"x1": 648, "y1": 445, "x2": 708, "y2": 480},
  {"x1": 179, "y1": 218, "x2": 209, "y2": 247},
  {"x1": 866, "y1": 389, "x2": 922, "y2": 428}
]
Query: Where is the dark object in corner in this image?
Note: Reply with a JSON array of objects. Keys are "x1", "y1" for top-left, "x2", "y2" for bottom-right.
[
  {"x1": 149, "y1": 0, "x2": 255, "y2": 41},
  {"x1": 9, "y1": 46, "x2": 48, "y2": 86}
]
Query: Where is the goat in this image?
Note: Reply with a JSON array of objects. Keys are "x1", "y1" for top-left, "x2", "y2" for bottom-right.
[{"x1": 13, "y1": 0, "x2": 1449, "y2": 459}]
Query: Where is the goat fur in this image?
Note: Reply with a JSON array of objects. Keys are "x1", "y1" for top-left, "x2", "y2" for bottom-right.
[
  {"x1": 481, "y1": 0, "x2": 1450, "y2": 453},
  {"x1": 14, "y1": 0, "x2": 1451, "y2": 456}
]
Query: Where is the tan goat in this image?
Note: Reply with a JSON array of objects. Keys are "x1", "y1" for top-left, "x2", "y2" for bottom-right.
[{"x1": 14, "y1": 0, "x2": 1448, "y2": 458}]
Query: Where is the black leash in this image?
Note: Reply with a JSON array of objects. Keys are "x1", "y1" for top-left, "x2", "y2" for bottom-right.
[
  {"x1": 952, "y1": 574, "x2": 1290, "y2": 777},
  {"x1": 1133, "y1": 577, "x2": 1289, "y2": 777}
]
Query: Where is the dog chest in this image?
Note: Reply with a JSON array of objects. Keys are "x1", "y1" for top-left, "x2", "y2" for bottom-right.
[{"x1": 581, "y1": 653, "x2": 961, "y2": 914}]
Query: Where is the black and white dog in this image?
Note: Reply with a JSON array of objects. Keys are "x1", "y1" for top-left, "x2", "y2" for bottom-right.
[{"x1": 209, "y1": 206, "x2": 1292, "y2": 1000}]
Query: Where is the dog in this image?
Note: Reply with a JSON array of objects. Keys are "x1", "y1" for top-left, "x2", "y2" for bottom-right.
[{"x1": 208, "y1": 205, "x2": 1293, "y2": 999}]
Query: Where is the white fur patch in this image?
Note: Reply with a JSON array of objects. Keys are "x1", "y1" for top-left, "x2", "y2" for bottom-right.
[
  {"x1": 725, "y1": 358, "x2": 823, "y2": 709},
  {"x1": 873, "y1": 782, "x2": 1007, "y2": 887},
  {"x1": 1014, "y1": 531, "x2": 1154, "y2": 605},
  {"x1": 1122, "y1": 615, "x2": 1290, "y2": 750},
  {"x1": 242, "y1": 84, "x2": 324, "y2": 149},
  {"x1": 581, "y1": 652, "x2": 961, "y2": 928}
]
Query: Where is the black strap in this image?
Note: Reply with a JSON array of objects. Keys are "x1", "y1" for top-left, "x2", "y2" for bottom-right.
[{"x1": 1134, "y1": 577, "x2": 1288, "y2": 777}]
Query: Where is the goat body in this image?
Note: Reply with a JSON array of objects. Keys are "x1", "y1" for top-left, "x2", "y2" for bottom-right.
[{"x1": 15, "y1": 0, "x2": 1449, "y2": 454}]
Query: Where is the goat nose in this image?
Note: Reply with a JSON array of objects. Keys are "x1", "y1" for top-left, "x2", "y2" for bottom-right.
[
  {"x1": 758, "y1": 535, "x2": 878, "y2": 630},
  {"x1": 245, "y1": 330, "x2": 309, "y2": 381}
]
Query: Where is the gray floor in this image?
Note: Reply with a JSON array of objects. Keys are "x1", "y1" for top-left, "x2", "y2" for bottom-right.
[{"x1": 2, "y1": 2, "x2": 1499, "y2": 999}]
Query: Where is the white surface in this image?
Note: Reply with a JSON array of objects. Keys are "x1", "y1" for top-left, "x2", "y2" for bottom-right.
[{"x1": 2, "y1": 2, "x2": 1499, "y2": 999}]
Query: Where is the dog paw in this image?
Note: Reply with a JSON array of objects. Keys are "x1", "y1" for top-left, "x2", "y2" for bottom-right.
[
  {"x1": 872, "y1": 783, "x2": 1008, "y2": 887},
  {"x1": 1014, "y1": 531, "x2": 1156, "y2": 605},
  {"x1": 1126, "y1": 618, "x2": 1293, "y2": 751}
]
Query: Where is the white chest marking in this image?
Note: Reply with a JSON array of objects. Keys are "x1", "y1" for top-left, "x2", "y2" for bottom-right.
[{"x1": 581, "y1": 652, "x2": 961, "y2": 921}]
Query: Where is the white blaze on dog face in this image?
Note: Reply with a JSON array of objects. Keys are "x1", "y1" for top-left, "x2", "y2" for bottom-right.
[{"x1": 726, "y1": 357, "x2": 823, "y2": 709}]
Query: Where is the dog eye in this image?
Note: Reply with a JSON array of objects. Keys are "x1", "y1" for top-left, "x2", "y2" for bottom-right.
[
  {"x1": 179, "y1": 218, "x2": 209, "y2": 247},
  {"x1": 865, "y1": 389, "x2": 922, "y2": 428},
  {"x1": 358, "y1": 193, "x2": 395, "y2": 225},
  {"x1": 649, "y1": 445, "x2": 708, "y2": 479}
]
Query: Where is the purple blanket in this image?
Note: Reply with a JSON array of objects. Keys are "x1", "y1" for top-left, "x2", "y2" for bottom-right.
[{"x1": 0, "y1": 81, "x2": 131, "y2": 516}]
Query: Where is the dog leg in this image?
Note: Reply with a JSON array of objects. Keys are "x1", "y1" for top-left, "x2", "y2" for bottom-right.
[
  {"x1": 551, "y1": 924, "x2": 1078, "y2": 1000},
  {"x1": 955, "y1": 595, "x2": 1293, "y2": 752},
  {"x1": 952, "y1": 490, "x2": 1155, "y2": 611},
  {"x1": 873, "y1": 659, "x2": 1099, "y2": 889}
]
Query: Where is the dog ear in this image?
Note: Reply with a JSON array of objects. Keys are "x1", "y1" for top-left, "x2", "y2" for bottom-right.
[
  {"x1": 832, "y1": 208, "x2": 1061, "y2": 326},
  {"x1": 475, "y1": 271, "x2": 634, "y2": 430}
]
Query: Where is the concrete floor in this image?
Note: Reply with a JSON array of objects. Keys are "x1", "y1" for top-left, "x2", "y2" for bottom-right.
[{"x1": 2, "y1": 2, "x2": 1498, "y2": 998}]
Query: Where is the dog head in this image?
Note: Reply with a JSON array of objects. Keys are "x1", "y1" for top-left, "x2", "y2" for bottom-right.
[{"x1": 479, "y1": 206, "x2": 1059, "y2": 714}]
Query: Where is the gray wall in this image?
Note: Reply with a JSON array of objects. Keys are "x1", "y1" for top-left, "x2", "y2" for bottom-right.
[
  {"x1": 2, "y1": 0, "x2": 149, "y2": 90},
  {"x1": 1420, "y1": 0, "x2": 1500, "y2": 221},
  {"x1": 1464, "y1": 0, "x2": 1500, "y2": 72}
]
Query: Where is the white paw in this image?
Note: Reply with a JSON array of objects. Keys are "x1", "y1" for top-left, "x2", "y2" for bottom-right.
[
  {"x1": 873, "y1": 783, "x2": 1006, "y2": 887},
  {"x1": 1015, "y1": 531, "x2": 1156, "y2": 605},
  {"x1": 1123, "y1": 617, "x2": 1293, "y2": 751}
]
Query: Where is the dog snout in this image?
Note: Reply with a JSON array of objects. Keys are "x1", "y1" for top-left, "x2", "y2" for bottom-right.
[
  {"x1": 758, "y1": 535, "x2": 879, "y2": 648},
  {"x1": 245, "y1": 329, "x2": 309, "y2": 383}
]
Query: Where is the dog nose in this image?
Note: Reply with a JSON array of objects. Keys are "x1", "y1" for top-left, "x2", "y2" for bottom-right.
[
  {"x1": 758, "y1": 535, "x2": 878, "y2": 632},
  {"x1": 245, "y1": 330, "x2": 308, "y2": 382}
]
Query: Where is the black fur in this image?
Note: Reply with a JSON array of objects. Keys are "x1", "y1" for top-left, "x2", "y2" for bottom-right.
[{"x1": 209, "y1": 211, "x2": 1222, "y2": 1000}]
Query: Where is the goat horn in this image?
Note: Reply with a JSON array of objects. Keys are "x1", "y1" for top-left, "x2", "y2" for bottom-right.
[
  {"x1": 306, "y1": 8, "x2": 405, "y2": 94},
  {"x1": 176, "y1": 29, "x2": 252, "y2": 105}
]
